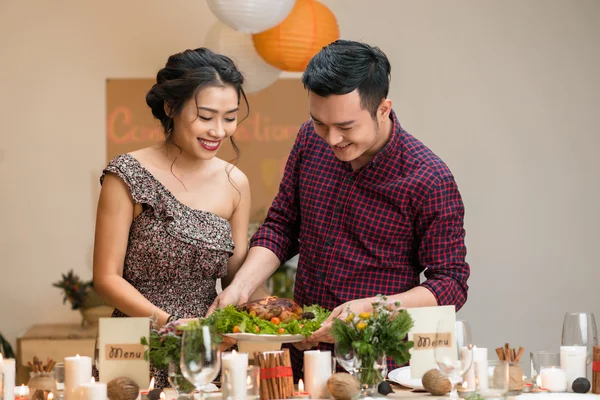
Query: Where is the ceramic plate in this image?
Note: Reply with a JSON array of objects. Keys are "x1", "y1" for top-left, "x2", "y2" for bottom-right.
[
  {"x1": 387, "y1": 366, "x2": 424, "y2": 390},
  {"x1": 222, "y1": 332, "x2": 305, "y2": 343}
]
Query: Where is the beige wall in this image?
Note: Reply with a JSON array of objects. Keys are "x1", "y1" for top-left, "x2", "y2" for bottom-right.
[{"x1": 1, "y1": 0, "x2": 599, "y2": 368}]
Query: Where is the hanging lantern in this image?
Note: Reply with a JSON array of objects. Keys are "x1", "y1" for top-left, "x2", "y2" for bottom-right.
[
  {"x1": 251, "y1": 0, "x2": 339, "y2": 72},
  {"x1": 204, "y1": 21, "x2": 282, "y2": 93},
  {"x1": 206, "y1": 0, "x2": 296, "y2": 34}
]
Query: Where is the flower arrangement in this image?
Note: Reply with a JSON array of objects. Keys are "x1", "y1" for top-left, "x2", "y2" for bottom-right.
[
  {"x1": 52, "y1": 270, "x2": 95, "y2": 310},
  {"x1": 331, "y1": 295, "x2": 414, "y2": 387}
]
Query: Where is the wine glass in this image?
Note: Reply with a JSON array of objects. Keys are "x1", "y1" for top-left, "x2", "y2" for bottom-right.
[
  {"x1": 180, "y1": 324, "x2": 221, "y2": 400},
  {"x1": 434, "y1": 319, "x2": 474, "y2": 400},
  {"x1": 334, "y1": 342, "x2": 357, "y2": 374}
]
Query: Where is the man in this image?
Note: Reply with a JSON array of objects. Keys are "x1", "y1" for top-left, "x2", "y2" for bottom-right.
[{"x1": 208, "y1": 40, "x2": 470, "y2": 378}]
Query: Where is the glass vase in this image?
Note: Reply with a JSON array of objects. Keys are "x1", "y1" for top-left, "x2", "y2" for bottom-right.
[{"x1": 353, "y1": 353, "x2": 387, "y2": 398}]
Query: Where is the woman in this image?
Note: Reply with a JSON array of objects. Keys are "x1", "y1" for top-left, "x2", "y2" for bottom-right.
[{"x1": 93, "y1": 48, "x2": 262, "y2": 385}]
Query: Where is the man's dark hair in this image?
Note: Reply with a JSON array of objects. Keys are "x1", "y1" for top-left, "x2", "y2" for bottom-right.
[{"x1": 302, "y1": 40, "x2": 391, "y2": 117}]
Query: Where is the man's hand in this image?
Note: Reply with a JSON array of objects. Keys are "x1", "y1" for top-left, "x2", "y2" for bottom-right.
[
  {"x1": 218, "y1": 335, "x2": 237, "y2": 352},
  {"x1": 307, "y1": 297, "x2": 376, "y2": 344},
  {"x1": 206, "y1": 282, "x2": 250, "y2": 316}
]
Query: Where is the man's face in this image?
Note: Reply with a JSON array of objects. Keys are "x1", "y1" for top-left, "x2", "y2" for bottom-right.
[{"x1": 308, "y1": 90, "x2": 388, "y2": 168}]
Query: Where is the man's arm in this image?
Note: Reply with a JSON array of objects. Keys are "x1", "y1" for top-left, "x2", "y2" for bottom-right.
[
  {"x1": 310, "y1": 175, "x2": 469, "y2": 344},
  {"x1": 405, "y1": 174, "x2": 470, "y2": 308},
  {"x1": 207, "y1": 124, "x2": 308, "y2": 312}
]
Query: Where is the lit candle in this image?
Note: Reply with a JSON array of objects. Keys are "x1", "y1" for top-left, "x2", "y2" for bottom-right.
[
  {"x1": 79, "y1": 381, "x2": 107, "y2": 400},
  {"x1": 540, "y1": 367, "x2": 568, "y2": 392},
  {"x1": 140, "y1": 377, "x2": 154, "y2": 400},
  {"x1": 159, "y1": 392, "x2": 165, "y2": 400},
  {"x1": 560, "y1": 346, "x2": 587, "y2": 392},
  {"x1": 291, "y1": 379, "x2": 310, "y2": 399},
  {"x1": 15, "y1": 384, "x2": 29, "y2": 400},
  {"x1": 303, "y1": 350, "x2": 332, "y2": 399},
  {"x1": 48, "y1": 393, "x2": 54, "y2": 400},
  {"x1": 221, "y1": 350, "x2": 248, "y2": 399},
  {"x1": 473, "y1": 347, "x2": 488, "y2": 391},
  {"x1": 461, "y1": 347, "x2": 476, "y2": 391},
  {"x1": 0, "y1": 355, "x2": 16, "y2": 400},
  {"x1": 64, "y1": 355, "x2": 92, "y2": 400}
]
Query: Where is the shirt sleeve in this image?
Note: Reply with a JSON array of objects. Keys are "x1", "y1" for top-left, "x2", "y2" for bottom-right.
[
  {"x1": 416, "y1": 175, "x2": 470, "y2": 310},
  {"x1": 249, "y1": 123, "x2": 308, "y2": 262}
]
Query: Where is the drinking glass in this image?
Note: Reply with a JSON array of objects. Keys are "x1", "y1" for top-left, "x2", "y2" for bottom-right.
[
  {"x1": 180, "y1": 325, "x2": 221, "y2": 400},
  {"x1": 530, "y1": 351, "x2": 560, "y2": 388},
  {"x1": 561, "y1": 312, "x2": 598, "y2": 363},
  {"x1": 434, "y1": 319, "x2": 474, "y2": 400}
]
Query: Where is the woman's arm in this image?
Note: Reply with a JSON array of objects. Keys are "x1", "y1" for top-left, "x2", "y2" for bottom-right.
[
  {"x1": 220, "y1": 168, "x2": 270, "y2": 300},
  {"x1": 92, "y1": 173, "x2": 170, "y2": 327}
]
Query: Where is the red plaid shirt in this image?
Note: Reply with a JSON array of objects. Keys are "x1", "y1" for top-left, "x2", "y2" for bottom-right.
[{"x1": 250, "y1": 109, "x2": 469, "y2": 379}]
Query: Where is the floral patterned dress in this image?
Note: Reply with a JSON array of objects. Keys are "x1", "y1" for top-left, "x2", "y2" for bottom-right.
[{"x1": 98, "y1": 153, "x2": 234, "y2": 387}]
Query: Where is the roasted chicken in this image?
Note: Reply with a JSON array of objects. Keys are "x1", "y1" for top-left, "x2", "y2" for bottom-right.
[{"x1": 236, "y1": 296, "x2": 315, "y2": 323}]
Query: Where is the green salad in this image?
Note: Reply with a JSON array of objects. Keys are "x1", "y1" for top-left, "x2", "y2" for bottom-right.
[{"x1": 204, "y1": 304, "x2": 331, "y2": 336}]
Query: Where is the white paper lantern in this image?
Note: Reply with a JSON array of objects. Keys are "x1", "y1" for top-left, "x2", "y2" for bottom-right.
[
  {"x1": 206, "y1": 0, "x2": 296, "y2": 34},
  {"x1": 205, "y1": 21, "x2": 282, "y2": 93}
]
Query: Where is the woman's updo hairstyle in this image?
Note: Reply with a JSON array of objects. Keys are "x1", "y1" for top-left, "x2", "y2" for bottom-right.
[{"x1": 146, "y1": 47, "x2": 249, "y2": 140}]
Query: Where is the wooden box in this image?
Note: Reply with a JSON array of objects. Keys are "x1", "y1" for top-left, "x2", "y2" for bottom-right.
[{"x1": 16, "y1": 324, "x2": 98, "y2": 384}]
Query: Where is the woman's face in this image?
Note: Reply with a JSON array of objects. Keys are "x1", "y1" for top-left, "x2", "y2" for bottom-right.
[{"x1": 170, "y1": 85, "x2": 239, "y2": 160}]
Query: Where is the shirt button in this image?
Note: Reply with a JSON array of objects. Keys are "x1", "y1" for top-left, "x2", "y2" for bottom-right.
[
  {"x1": 346, "y1": 175, "x2": 355, "y2": 182},
  {"x1": 325, "y1": 238, "x2": 333, "y2": 246}
]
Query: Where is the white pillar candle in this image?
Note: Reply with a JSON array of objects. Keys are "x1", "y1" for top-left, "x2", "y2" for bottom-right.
[
  {"x1": 540, "y1": 367, "x2": 568, "y2": 392},
  {"x1": 1, "y1": 358, "x2": 16, "y2": 400},
  {"x1": 560, "y1": 345, "x2": 587, "y2": 392},
  {"x1": 473, "y1": 347, "x2": 489, "y2": 391},
  {"x1": 64, "y1": 355, "x2": 92, "y2": 400},
  {"x1": 303, "y1": 350, "x2": 332, "y2": 399},
  {"x1": 461, "y1": 347, "x2": 476, "y2": 390},
  {"x1": 221, "y1": 351, "x2": 248, "y2": 399},
  {"x1": 78, "y1": 382, "x2": 107, "y2": 400}
]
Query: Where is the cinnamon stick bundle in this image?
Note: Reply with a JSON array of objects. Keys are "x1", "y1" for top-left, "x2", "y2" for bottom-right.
[
  {"x1": 255, "y1": 349, "x2": 294, "y2": 400},
  {"x1": 495, "y1": 343, "x2": 524, "y2": 362}
]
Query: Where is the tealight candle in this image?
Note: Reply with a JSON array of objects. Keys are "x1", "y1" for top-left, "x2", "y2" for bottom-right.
[
  {"x1": 291, "y1": 379, "x2": 310, "y2": 399},
  {"x1": 140, "y1": 377, "x2": 155, "y2": 400},
  {"x1": 15, "y1": 384, "x2": 29, "y2": 400}
]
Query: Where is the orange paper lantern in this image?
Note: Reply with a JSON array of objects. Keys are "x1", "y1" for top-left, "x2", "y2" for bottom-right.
[{"x1": 252, "y1": 0, "x2": 340, "y2": 72}]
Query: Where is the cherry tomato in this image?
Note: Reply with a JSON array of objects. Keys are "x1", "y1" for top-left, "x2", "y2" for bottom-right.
[
  {"x1": 278, "y1": 328, "x2": 285, "y2": 334},
  {"x1": 270, "y1": 317, "x2": 281, "y2": 325},
  {"x1": 233, "y1": 326, "x2": 241, "y2": 333}
]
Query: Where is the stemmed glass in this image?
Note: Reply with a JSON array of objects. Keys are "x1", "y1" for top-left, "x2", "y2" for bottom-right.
[
  {"x1": 434, "y1": 319, "x2": 474, "y2": 400},
  {"x1": 180, "y1": 324, "x2": 221, "y2": 400}
]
